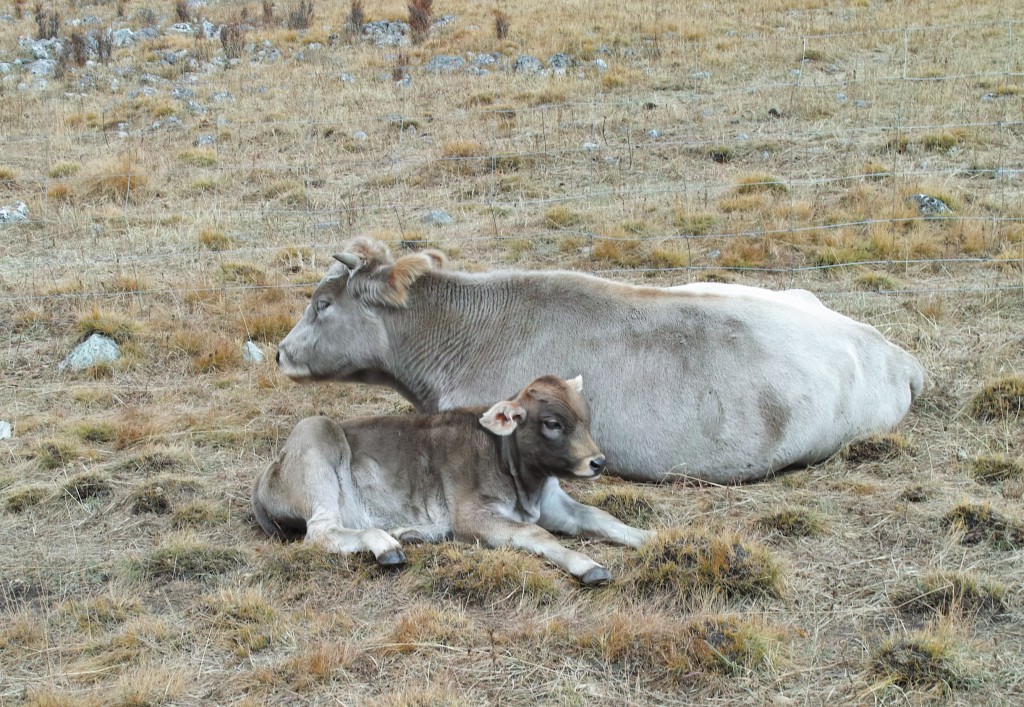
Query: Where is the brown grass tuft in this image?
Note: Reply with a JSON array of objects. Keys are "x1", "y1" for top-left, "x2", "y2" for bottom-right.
[
  {"x1": 5, "y1": 484, "x2": 52, "y2": 513},
  {"x1": 841, "y1": 433, "x2": 912, "y2": 463},
  {"x1": 408, "y1": 0, "x2": 432, "y2": 44},
  {"x1": 631, "y1": 530, "x2": 783, "y2": 600},
  {"x1": 33, "y1": 438, "x2": 81, "y2": 469},
  {"x1": 199, "y1": 228, "x2": 233, "y2": 251},
  {"x1": 62, "y1": 470, "x2": 113, "y2": 502},
  {"x1": 193, "y1": 337, "x2": 243, "y2": 373},
  {"x1": 870, "y1": 629, "x2": 971, "y2": 692},
  {"x1": 968, "y1": 454, "x2": 1024, "y2": 484},
  {"x1": 734, "y1": 172, "x2": 788, "y2": 195},
  {"x1": 256, "y1": 641, "x2": 360, "y2": 692},
  {"x1": 968, "y1": 377, "x2": 1024, "y2": 420},
  {"x1": 84, "y1": 156, "x2": 149, "y2": 203},
  {"x1": 756, "y1": 507, "x2": 826, "y2": 538},
  {"x1": 944, "y1": 502, "x2": 1024, "y2": 549},
  {"x1": 129, "y1": 537, "x2": 249, "y2": 582},
  {"x1": 420, "y1": 544, "x2": 560, "y2": 605},
  {"x1": 76, "y1": 308, "x2": 138, "y2": 344},
  {"x1": 172, "y1": 500, "x2": 229, "y2": 529},
  {"x1": 129, "y1": 476, "x2": 201, "y2": 515},
  {"x1": 381, "y1": 604, "x2": 473, "y2": 654},
  {"x1": 256, "y1": 543, "x2": 359, "y2": 584},
  {"x1": 892, "y1": 570, "x2": 1006, "y2": 617},
  {"x1": 585, "y1": 487, "x2": 657, "y2": 527},
  {"x1": 62, "y1": 592, "x2": 144, "y2": 630}
]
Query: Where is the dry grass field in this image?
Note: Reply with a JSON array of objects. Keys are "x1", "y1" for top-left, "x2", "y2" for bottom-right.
[{"x1": 1, "y1": 0, "x2": 1023, "y2": 704}]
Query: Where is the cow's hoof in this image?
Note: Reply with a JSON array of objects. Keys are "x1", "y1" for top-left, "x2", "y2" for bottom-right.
[
  {"x1": 376, "y1": 549, "x2": 407, "y2": 567},
  {"x1": 398, "y1": 530, "x2": 426, "y2": 544},
  {"x1": 579, "y1": 566, "x2": 613, "y2": 586}
]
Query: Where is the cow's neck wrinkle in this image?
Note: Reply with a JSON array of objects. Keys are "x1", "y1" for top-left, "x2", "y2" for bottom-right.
[
  {"x1": 385, "y1": 274, "x2": 520, "y2": 412},
  {"x1": 498, "y1": 436, "x2": 547, "y2": 522}
]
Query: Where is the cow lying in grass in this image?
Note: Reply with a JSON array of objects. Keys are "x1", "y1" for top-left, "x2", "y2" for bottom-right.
[
  {"x1": 252, "y1": 375, "x2": 651, "y2": 585},
  {"x1": 275, "y1": 238, "x2": 926, "y2": 483}
]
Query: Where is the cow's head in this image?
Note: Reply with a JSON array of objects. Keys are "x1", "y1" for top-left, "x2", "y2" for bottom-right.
[
  {"x1": 276, "y1": 238, "x2": 446, "y2": 382},
  {"x1": 479, "y1": 375, "x2": 606, "y2": 478}
]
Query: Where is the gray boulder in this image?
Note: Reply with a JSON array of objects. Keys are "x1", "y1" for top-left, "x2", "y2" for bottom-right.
[
  {"x1": 422, "y1": 210, "x2": 454, "y2": 226},
  {"x1": 0, "y1": 201, "x2": 28, "y2": 226},
  {"x1": 59, "y1": 333, "x2": 120, "y2": 371},
  {"x1": 426, "y1": 55, "x2": 464, "y2": 73},
  {"x1": 910, "y1": 194, "x2": 952, "y2": 215},
  {"x1": 242, "y1": 341, "x2": 264, "y2": 364},
  {"x1": 514, "y1": 55, "x2": 543, "y2": 74}
]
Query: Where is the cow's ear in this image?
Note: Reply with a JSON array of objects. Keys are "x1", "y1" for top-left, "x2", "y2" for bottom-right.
[
  {"x1": 381, "y1": 251, "x2": 446, "y2": 307},
  {"x1": 479, "y1": 400, "x2": 527, "y2": 436},
  {"x1": 566, "y1": 375, "x2": 583, "y2": 393}
]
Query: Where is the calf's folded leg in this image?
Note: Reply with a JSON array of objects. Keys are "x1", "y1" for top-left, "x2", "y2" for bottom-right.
[{"x1": 538, "y1": 486, "x2": 654, "y2": 548}]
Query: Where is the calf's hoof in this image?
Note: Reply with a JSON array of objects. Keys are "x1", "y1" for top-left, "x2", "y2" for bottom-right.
[
  {"x1": 376, "y1": 548, "x2": 407, "y2": 567},
  {"x1": 578, "y1": 566, "x2": 613, "y2": 586},
  {"x1": 398, "y1": 530, "x2": 426, "y2": 544}
]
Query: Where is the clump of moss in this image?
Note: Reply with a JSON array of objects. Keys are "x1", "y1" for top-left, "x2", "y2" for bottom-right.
[
  {"x1": 630, "y1": 530, "x2": 783, "y2": 600},
  {"x1": 968, "y1": 454, "x2": 1024, "y2": 484},
  {"x1": 968, "y1": 377, "x2": 1024, "y2": 420},
  {"x1": 893, "y1": 570, "x2": 1006, "y2": 617},
  {"x1": 63, "y1": 471, "x2": 113, "y2": 502},
  {"x1": 871, "y1": 631, "x2": 971, "y2": 691},
  {"x1": 5, "y1": 485, "x2": 51, "y2": 513},
  {"x1": 756, "y1": 508, "x2": 826, "y2": 538},
  {"x1": 842, "y1": 433, "x2": 912, "y2": 463},
  {"x1": 130, "y1": 538, "x2": 248, "y2": 582},
  {"x1": 420, "y1": 544, "x2": 560, "y2": 605},
  {"x1": 585, "y1": 488, "x2": 657, "y2": 527},
  {"x1": 944, "y1": 502, "x2": 1024, "y2": 549}
]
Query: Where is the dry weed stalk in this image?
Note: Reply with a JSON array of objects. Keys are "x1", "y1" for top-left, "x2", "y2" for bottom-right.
[{"x1": 408, "y1": 0, "x2": 433, "y2": 45}]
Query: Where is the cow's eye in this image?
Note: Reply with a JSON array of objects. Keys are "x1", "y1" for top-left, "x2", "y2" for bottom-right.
[
  {"x1": 542, "y1": 419, "x2": 563, "y2": 433},
  {"x1": 315, "y1": 299, "x2": 330, "y2": 313}
]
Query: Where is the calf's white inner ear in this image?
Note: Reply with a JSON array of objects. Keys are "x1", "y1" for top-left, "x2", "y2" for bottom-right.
[
  {"x1": 479, "y1": 401, "x2": 527, "y2": 436},
  {"x1": 567, "y1": 375, "x2": 583, "y2": 393}
]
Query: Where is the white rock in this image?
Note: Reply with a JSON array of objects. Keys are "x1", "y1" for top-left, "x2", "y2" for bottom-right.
[
  {"x1": 0, "y1": 201, "x2": 28, "y2": 225},
  {"x1": 0, "y1": 421, "x2": 12, "y2": 440},
  {"x1": 242, "y1": 341, "x2": 264, "y2": 363},
  {"x1": 59, "y1": 333, "x2": 120, "y2": 371}
]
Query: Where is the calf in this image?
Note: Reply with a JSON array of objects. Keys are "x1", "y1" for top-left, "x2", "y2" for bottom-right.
[{"x1": 252, "y1": 376, "x2": 652, "y2": 585}]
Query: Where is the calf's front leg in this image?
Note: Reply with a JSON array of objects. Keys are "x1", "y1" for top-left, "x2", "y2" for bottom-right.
[
  {"x1": 456, "y1": 509, "x2": 612, "y2": 586},
  {"x1": 538, "y1": 484, "x2": 654, "y2": 548}
]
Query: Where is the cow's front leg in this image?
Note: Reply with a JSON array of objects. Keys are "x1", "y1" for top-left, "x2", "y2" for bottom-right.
[
  {"x1": 307, "y1": 512, "x2": 406, "y2": 566},
  {"x1": 456, "y1": 510, "x2": 612, "y2": 586},
  {"x1": 538, "y1": 483, "x2": 654, "y2": 548}
]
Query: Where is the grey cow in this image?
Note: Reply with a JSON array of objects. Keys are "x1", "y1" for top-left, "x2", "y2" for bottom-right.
[
  {"x1": 252, "y1": 375, "x2": 651, "y2": 585},
  {"x1": 276, "y1": 238, "x2": 925, "y2": 483}
]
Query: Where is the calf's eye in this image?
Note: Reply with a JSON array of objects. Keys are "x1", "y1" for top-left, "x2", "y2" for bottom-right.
[
  {"x1": 315, "y1": 299, "x2": 330, "y2": 313},
  {"x1": 542, "y1": 419, "x2": 563, "y2": 432}
]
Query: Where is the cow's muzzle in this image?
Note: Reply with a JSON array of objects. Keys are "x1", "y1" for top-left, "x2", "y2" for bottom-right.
[
  {"x1": 574, "y1": 455, "x2": 606, "y2": 477},
  {"x1": 589, "y1": 456, "x2": 606, "y2": 475}
]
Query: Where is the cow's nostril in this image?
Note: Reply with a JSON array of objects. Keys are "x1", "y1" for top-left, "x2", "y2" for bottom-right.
[
  {"x1": 275, "y1": 350, "x2": 282, "y2": 365},
  {"x1": 589, "y1": 456, "x2": 606, "y2": 474}
]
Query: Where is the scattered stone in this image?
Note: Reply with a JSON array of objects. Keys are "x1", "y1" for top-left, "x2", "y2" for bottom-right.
[
  {"x1": 27, "y1": 60, "x2": 55, "y2": 76},
  {"x1": 422, "y1": 210, "x2": 454, "y2": 226},
  {"x1": 853, "y1": 99, "x2": 870, "y2": 108},
  {"x1": 184, "y1": 99, "x2": 206, "y2": 114},
  {"x1": 363, "y1": 20, "x2": 408, "y2": 46},
  {"x1": 582, "y1": 141, "x2": 600, "y2": 151},
  {"x1": 139, "y1": 73, "x2": 166, "y2": 85},
  {"x1": 242, "y1": 341, "x2": 264, "y2": 364},
  {"x1": 514, "y1": 55, "x2": 543, "y2": 74},
  {"x1": 339, "y1": 72, "x2": 356, "y2": 83},
  {"x1": 168, "y1": 22, "x2": 194, "y2": 34},
  {"x1": 59, "y1": 333, "x2": 120, "y2": 372},
  {"x1": 0, "y1": 201, "x2": 28, "y2": 226},
  {"x1": 910, "y1": 194, "x2": 951, "y2": 215},
  {"x1": 647, "y1": 129, "x2": 661, "y2": 138},
  {"x1": 195, "y1": 134, "x2": 216, "y2": 146},
  {"x1": 112, "y1": 28, "x2": 136, "y2": 46},
  {"x1": 136, "y1": 27, "x2": 160, "y2": 41},
  {"x1": 0, "y1": 63, "x2": 11, "y2": 75},
  {"x1": 352, "y1": 130, "x2": 368, "y2": 141},
  {"x1": 465, "y1": 67, "x2": 489, "y2": 77},
  {"x1": 127, "y1": 86, "x2": 158, "y2": 99},
  {"x1": 692, "y1": 70, "x2": 711, "y2": 79},
  {"x1": 547, "y1": 53, "x2": 573, "y2": 70},
  {"x1": 19, "y1": 37, "x2": 59, "y2": 60},
  {"x1": 210, "y1": 90, "x2": 234, "y2": 102},
  {"x1": 592, "y1": 58, "x2": 608, "y2": 72},
  {"x1": 201, "y1": 20, "x2": 219, "y2": 39},
  {"x1": 426, "y1": 55, "x2": 465, "y2": 73},
  {"x1": 836, "y1": 92, "x2": 847, "y2": 101},
  {"x1": 0, "y1": 421, "x2": 12, "y2": 440}
]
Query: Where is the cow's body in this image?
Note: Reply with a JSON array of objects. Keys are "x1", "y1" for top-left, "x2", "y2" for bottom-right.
[
  {"x1": 252, "y1": 376, "x2": 651, "y2": 585},
  {"x1": 276, "y1": 239, "x2": 925, "y2": 483}
]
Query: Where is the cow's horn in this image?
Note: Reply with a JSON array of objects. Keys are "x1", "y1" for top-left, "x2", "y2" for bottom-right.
[{"x1": 333, "y1": 253, "x2": 362, "y2": 270}]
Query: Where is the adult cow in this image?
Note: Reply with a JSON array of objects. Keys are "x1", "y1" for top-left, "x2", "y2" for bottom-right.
[
  {"x1": 276, "y1": 238, "x2": 925, "y2": 483},
  {"x1": 252, "y1": 375, "x2": 651, "y2": 585}
]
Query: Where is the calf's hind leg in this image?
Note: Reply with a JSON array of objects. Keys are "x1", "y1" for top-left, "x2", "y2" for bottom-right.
[{"x1": 252, "y1": 417, "x2": 406, "y2": 566}]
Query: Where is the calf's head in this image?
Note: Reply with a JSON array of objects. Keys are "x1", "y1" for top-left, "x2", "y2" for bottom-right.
[
  {"x1": 276, "y1": 238, "x2": 446, "y2": 382},
  {"x1": 479, "y1": 375, "x2": 606, "y2": 478}
]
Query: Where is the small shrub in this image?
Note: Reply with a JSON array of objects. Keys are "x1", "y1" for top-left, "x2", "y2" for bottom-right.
[
  {"x1": 97, "y1": 30, "x2": 112, "y2": 64},
  {"x1": 262, "y1": 0, "x2": 275, "y2": 25},
  {"x1": 871, "y1": 631, "x2": 970, "y2": 691},
  {"x1": 347, "y1": 0, "x2": 364, "y2": 30},
  {"x1": 893, "y1": 570, "x2": 1006, "y2": 617},
  {"x1": 968, "y1": 454, "x2": 1024, "y2": 484},
  {"x1": 944, "y1": 502, "x2": 1024, "y2": 549},
  {"x1": 220, "y1": 24, "x2": 246, "y2": 60},
  {"x1": 841, "y1": 433, "x2": 912, "y2": 463},
  {"x1": 421, "y1": 544, "x2": 560, "y2": 605},
  {"x1": 69, "y1": 31, "x2": 87, "y2": 67},
  {"x1": 544, "y1": 206, "x2": 583, "y2": 229},
  {"x1": 756, "y1": 508, "x2": 826, "y2": 537},
  {"x1": 408, "y1": 0, "x2": 432, "y2": 44},
  {"x1": 5, "y1": 485, "x2": 51, "y2": 513},
  {"x1": 174, "y1": 0, "x2": 189, "y2": 23},
  {"x1": 63, "y1": 471, "x2": 113, "y2": 503},
  {"x1": 199, "y1": 228, "x2": 233, "y2": 251},
  {"x1": 494, "y1": 9, "x2": 509, "y2": 40},
  {"x1": 631, "y1": 530, "x2": 783, "y2": 600},
  {"x1": 968, "y1": 377, "x2": 1024, "y2": 420},
  {"x1": 585, "y1": 488, "x2": 656, "y2": 527},
  {"x1": 287, "y1": 0, "x2": 314, "y2": 30},
  {"x1": 34, "y1": 3, "x2": 59, "y2": 39},
  {"x1": 131, "y1": 539, "x2": 248, "y2": 582}
]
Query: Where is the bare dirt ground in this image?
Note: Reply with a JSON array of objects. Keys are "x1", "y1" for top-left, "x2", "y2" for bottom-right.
[{"x1": 1, "y1": 1, "x2": 1023, "y2": 704}]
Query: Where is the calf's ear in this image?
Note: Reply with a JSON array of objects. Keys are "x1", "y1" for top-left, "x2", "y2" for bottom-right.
[
  {"x1": 566, "y1": 375, "x2": 583, "y2": 393},
  {"x1": 479, "y1": 400, "x2": 527, "y2": 436}
]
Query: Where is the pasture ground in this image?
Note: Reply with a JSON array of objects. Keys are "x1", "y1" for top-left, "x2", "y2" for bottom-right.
[{"x1": 1, "y1": 0, "x2": 1023, "y2": 704}]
